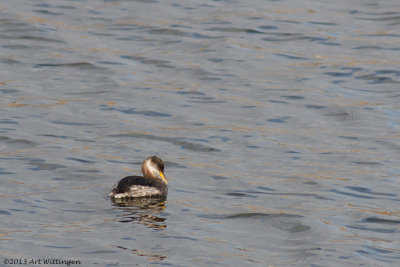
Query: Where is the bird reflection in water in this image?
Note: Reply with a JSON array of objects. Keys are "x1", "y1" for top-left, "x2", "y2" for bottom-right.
[
  {"x1": 110, "y1": 197, "x2": 168, "y2": 262},
  {"x1": 111, "y1": 196, "x2": 167, "y2": 230},
  {"x1": 115, "y1": 246, "x2": 167, "y2": 262}
]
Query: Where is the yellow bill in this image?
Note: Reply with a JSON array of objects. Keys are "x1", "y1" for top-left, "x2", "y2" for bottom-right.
[{"x1": 159, "y1": 171, "x2": 168, "y2": 184}]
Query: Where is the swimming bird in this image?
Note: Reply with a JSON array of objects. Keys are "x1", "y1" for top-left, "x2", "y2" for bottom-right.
[{"x1": 109, "y1": 156, "x2": 168, "y2": 199}]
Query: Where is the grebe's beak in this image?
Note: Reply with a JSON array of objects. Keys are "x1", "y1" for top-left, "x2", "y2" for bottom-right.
[{"x1": 159, "y1": 171, "x2": 168, "y2": 184}]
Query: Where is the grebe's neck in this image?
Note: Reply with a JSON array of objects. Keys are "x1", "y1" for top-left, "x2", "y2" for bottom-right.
[{"x1": 142, "y1": 158, "x2": 157, "y2": 178}]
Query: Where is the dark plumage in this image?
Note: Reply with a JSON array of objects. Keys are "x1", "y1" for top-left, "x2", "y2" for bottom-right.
[{"x1": 109, "y1": 156, "x2": 168, "y2": 199}]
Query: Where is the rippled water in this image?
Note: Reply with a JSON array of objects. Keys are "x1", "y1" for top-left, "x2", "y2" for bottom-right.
[{"x1": 1, "y1": 0, "x2": 400, "y2": 266}]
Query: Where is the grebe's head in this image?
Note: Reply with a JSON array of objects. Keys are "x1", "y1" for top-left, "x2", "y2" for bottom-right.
[{"x1": 142, "y1": 156, "x2": 167, "y2": 184}]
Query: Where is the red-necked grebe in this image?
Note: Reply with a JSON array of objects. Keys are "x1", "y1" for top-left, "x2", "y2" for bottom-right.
[{"x1": 109, "y1": 156, "x2": 168, "y2": 199}]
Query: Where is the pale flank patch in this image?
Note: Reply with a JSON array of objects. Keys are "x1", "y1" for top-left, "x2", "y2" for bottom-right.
[{"x1": 110, "y1": 185, "x2": 161, "y2": 198}]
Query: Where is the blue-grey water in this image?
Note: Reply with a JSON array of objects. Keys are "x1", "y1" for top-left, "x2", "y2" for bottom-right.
[{"x1": 1, "y1": 0, "x2": 400, "y2": 266}]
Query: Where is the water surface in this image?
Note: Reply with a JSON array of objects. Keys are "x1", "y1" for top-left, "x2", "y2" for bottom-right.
[{"x1": 1, "y1": 0, "x2": 400, "y2": 266}]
